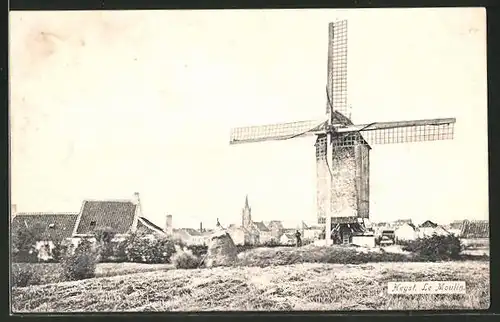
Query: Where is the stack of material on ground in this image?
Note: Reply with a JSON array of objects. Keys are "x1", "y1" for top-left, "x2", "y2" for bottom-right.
[{"x1": 204, "y1": 229, "x2": 238, "y2": 268}]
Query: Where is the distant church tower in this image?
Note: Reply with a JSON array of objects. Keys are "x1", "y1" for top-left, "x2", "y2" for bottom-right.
[{"x1": 242, "y1": 195, "x2": 252, "y2": 228}]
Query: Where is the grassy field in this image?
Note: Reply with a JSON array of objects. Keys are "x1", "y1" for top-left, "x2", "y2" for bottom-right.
[
  {"x1": 12, "y1": 260, "x2": 489, "y2": 312},
  {"x1": 11, "y1": 262, "x2": 173, "y2": 286}
]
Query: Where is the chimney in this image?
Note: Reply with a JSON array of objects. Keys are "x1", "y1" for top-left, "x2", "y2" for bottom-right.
[
  {"x1": 166, "y1": 214, "x2": 173, "y2": 235},
  {"x1": 132, "y1": 192, "x2": 140, "y2": 205},
  {"x1": 200, "y1": 222, "x2": 203, "y2": 233}
]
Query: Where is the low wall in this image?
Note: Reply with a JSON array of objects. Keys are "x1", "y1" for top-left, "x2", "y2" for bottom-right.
[{"x1": 352, "y1": 236, "x2": 375, "y2": 248}]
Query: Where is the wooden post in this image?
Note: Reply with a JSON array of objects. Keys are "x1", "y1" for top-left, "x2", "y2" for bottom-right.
[{"x1": 325, "y1": 131, "x2": 333, "y2": 246}]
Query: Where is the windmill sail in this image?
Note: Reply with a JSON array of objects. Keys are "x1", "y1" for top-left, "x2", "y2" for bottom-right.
[
  {"x1": 335, "y1": 118, "x2": 456, "y2": 145},
  {"x1": 229, "y1": 119, "x2": 327, "y2": 145},
  {"x1": 326, "y1": 20, "x2": 349, "y2": 118}
]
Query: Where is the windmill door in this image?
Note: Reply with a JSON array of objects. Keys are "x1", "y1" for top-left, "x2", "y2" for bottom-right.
[{"x1": 342, "y1": 231, "x2": 352, "y2": 244}]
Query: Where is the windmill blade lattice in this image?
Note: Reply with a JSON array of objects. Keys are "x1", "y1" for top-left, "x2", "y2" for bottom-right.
[
  {"x1": 326, "y1": 20, "x2": 349, "y2": 118},
  {"x1": 360, "y1": 122, "x2": 455, "y2": 145},
  {"x1": 230, "y1": 119, "x2": 327, "y2": 145}
]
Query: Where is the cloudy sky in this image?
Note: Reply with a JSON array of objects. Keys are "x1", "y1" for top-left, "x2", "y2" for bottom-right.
[{"x1": 10, "y1": 8, "x2": 487, "y2": 230}]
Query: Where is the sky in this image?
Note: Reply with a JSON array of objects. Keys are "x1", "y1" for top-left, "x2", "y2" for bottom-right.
[{"x1": 10, "y1": 8, "x2": 488, "y2": 230}]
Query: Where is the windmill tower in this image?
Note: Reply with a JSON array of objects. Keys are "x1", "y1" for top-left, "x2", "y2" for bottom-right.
[{"x1": 229, "y1": 20, "x2": 456, "y2": 245}]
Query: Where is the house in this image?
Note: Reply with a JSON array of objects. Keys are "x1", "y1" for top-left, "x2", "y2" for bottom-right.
[
  {"x1": 393, "y1": 219, "x2": 413, "y2": 227},
  {"x1": 267, "y1": 220, "x2": 285, "y2": 240},
  {"x1": 417, "y1": 220, "x2": 438, "y2": 238},
  {"x1": 164, "y1": 216, "x2": 213, "y2": 246},
  {"x1": 227, "y1": 225, "x2": 254, "y2": 245},
  {"x1": 450, "y1": 220, "x2": 465, "y2": 230},
  {"x1": 280, "y1": 232, "x2": 296, "y2": 245},
  {"x1": 394, "y1": 223, "x2": 418, "y2": 242},
  {"x1": 252, "y1": 221, "x2": 272, "y2": 244},
  {"x1": 301, "y1": 221, "x2": 323, "y2": 241},
  {"x1": 418, "y1": 225, "x2": 451, "y2": 238},
  {"x1": 11, "y1": 193, "x2": 168, "y2": 261},
  {"x1": 419, "y1": 220, "x2": 438, "y2": 228},
  {"x1": 172, "y1": 228, "x2": 211, "y2": 246},
  {"x1": 446, "y1": 220, "x2": 464, "y2": 236},
  {"x1": 237, "y1": 195, "x2": 284, "y2": 245},
  {"x1": 73, "y1": 193, "x2": 165, "y2": 239},
  {"x1": 460, "y1": 220, "x2": 489, "y2": 238},
  {"x1": 11, "y1": 212, "x2": 79, "y2": 261}
]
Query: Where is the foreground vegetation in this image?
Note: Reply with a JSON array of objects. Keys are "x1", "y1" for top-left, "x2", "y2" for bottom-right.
[
  {"x1": 11, "y1": 261, "x2": 490, "y2": 312},
  {"x1": 12, "y1": 233, "x2": 489, "y2": 288},
  {"x1": 11, "y1": 262, "x2": 173, "y2": 287}
]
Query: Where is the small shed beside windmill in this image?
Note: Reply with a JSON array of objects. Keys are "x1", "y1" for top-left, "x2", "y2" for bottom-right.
[{"x1": 394, "y1": 222, "x2": 418, "y2": 243}]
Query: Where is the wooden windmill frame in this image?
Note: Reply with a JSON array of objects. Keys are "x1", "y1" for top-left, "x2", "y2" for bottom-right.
[{"x1": 229, "y1": 20, "x2": 456, "y2": 245}]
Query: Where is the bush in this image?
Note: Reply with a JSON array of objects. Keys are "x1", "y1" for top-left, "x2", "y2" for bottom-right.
[
  {"x1": 124, "y1": 233, "x2": 176, "y2": 264},
  {"x1": 236, "y1": 245, "x2": 412, "y2": 267},
  {"x1": 11, "y1": 264, "x2": 42, "y2": 287},
  {"x1": 93, "y1": 227, "x2": 117, "y2": 262},
  {"x1": 50, "y1": 240, "x2": 69, "y2": 263},
  {"x1": 60, "y1": 238, "x2": 98, "y2": 280},
  {"x1": 109, "y1": 240, "x2": 128, "y2": 262},
  {"x1": 12, "y1": 248, "x2": 39, "y2": 263},
  {"x1": 185, "y1": 244, "x2": 208, "y2": 258},
  {"x1": 402, "y1": 234, "x2": 462, "y2": 261},
  {"x1": 171, "y1": 247, "x2": 201, "y2": 269},
  {"x1": 262, "y1": 239, "x2": 281, "y2": 247}
]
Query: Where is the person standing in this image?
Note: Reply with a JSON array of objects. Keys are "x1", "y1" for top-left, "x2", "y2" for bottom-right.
[{"x1": 295, "y1": 230, "x2": 302, "y2": 247}]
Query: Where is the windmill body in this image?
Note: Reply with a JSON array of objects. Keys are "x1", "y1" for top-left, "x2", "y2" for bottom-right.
[{"x1": 229, "y1": 20, "x2": 456, "y2": 246}]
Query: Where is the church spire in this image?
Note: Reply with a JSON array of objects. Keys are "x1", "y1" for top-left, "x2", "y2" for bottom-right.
[
  {"x1": 242, "y1": 194, "x2": 252, "y2": 228},
  {"x1": 245, "y1": 194, "x2": 250, "y2": 209}
]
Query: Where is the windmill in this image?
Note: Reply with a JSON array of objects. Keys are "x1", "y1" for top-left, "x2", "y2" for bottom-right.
[{"x1": 228, "y1": 20, "x2": 456, "y2": 245}]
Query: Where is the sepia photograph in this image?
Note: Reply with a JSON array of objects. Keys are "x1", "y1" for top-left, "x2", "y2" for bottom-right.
[{"x1": 9, "y1": 8, "x2": 489, "y2": 312}]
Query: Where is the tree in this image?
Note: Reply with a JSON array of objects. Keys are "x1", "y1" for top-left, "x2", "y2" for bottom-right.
[
  {"x1": 93, "y1": 227, "x2": 117, "y2": 262},
  {"x1": 12, "y1": 223, "x2": 47, "y2": 262}
]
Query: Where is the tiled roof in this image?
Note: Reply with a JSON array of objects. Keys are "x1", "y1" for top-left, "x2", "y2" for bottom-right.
[
  {"x1": 137, "y1": 217, "x2": 165, "y2": 234},
  {"x1": 461, "y1": 220, "x2": 489, "y2": 238},
  {"x1": 253, "y1": 221, "x2": 270, "y2": 232},
  {"x1": 12, "y1": 213, "x2": 79, "y2": 241},
  {"x1": 75, "y1": 201, "x2": 137, "y2": 235}
]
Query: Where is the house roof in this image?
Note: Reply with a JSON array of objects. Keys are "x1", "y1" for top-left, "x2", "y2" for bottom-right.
[
  {"x1": 228, "y1": 225, "x2": 250, "y2": 234},
  {"x1": 282, "y1": 233, "x2": 295, "y2": 239},
  {"x1": 461, "y1": 220, "x2": 489, "y2": 238},
  {"x1": 450, "y1": 220, "x2": 465, "y2": 230},
  {"x1": 394, "y1": 219, "x2": 413, "y2": 225},
  {"x1": 396, "y1": 222, "x2": 416, "y2": 230},
  {"x1": 137, "y1": 217, "x2": 165, "y2": 234},
  {"x1": 75, "y1": 200, "x2": 137, "y2": 235},
  {"x1": 268, "y1": 220, "x2": 284, "y2": 230},
  {"x1": 12, "y1": 213, "x2": 79, "y2": 241},
  {"x1": 419, "y1": 220, "x2": 438, "y2": 228},
  {"x1": 174, "y1": 228, "x2": 203, "y2": 236},
  {"x1": 253, "y1": 221, "x2": 270, "y2": 232}
]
